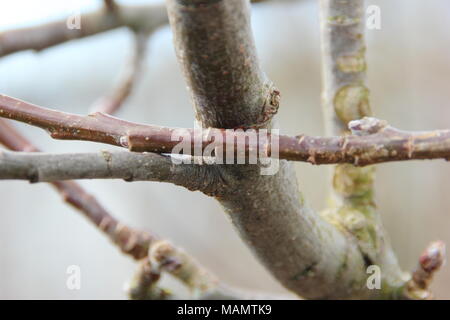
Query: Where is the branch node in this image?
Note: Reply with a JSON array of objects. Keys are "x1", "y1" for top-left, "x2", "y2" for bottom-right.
[
  {"x1": 348, "y1": 117, "x2": 388, "y2": 136},
  {"x1": 404, "y1": 240, "x2": 446, "y2": 299}
]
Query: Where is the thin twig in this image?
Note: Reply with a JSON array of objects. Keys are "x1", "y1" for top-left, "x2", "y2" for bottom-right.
[
  {"x1": 91, "y1": 31, "x2": 148, "y2": 115},
  {"x1": 0, "y1": 4, "x2": 168, "y2": 58},
  {"x1": 0, "y1": 95, "x2": 448, "y2": 166},
  {"x1": 403, "y1": 241, "x2": 446, "y2": 299}
]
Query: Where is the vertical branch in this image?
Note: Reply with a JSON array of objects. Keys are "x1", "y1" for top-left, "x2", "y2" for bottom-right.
[
  {"x1": 166, "y1": 0, "x2": 278, "y2": 129},
  {"x1": 166, "y1": 0, "x2": 372, "y2": 299},
  {"x1": 319, "y1": 0, "x2": 405, "y2": 293}
]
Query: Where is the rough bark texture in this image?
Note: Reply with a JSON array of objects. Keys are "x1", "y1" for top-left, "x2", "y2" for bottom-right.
[{"x1": 166, "y1": 0, "x2": 375, "y2": 299}]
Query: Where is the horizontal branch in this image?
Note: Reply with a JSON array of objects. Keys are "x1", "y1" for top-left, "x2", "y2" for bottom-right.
[
  {"x1": 0, "y1": 149, "x2": 223, "y2": 194},
  {"x1": 0, "y1": 0, "x2": 298, "y2": 58},
  {"x1": 0, "y1": 120, "x2": 277, "y2": 300},
  {"x1": 0, "y1": 119, "x2": 155, "y2": 259},
  {"x1": 0, "y1": 94, "x2": 448, "y2": 166},
  {"x1": 0, "y1": 3, "x2": 168, "y2": 58}
]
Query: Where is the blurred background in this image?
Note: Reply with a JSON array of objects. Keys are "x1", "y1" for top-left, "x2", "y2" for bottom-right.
[{"x1": 0, "y1": 0, "x2": 449, "y2": 299}]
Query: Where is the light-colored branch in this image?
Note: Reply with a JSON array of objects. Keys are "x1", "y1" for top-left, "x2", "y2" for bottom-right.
[
  {"x1": 127, "y1": 260, "x2": 173, "y2": 300},
  {"x1": 128, "y1": 239, "x2": 297, "y2": 300},
  {"x1": 90, "y1": 30, "x2": 149, "y2": 115},
  {"x1": 319, "y1": 0, "x2": 406, "y2": 297},
  {"x1": 0, "y1": 95, "x2": 448, "y2": 166},
  {"x1": 0, "y1": 150, "x2": 219, "y2": 191}
]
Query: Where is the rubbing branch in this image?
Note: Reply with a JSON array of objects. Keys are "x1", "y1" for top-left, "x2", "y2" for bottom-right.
[
  {"x1": 402, "y1": 241, "x2": 446, "y2": 300},
  {"x1": 0, "y1": 95, "x2": 448, "y2": 166},
  {"x1": 90, "y1": 30, "x2": 149, "y2": 115}
]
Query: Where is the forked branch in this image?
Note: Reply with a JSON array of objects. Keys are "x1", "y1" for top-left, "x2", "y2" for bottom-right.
[{"x1": 0, "y1": 119, "x2": 289, "y2": 300}]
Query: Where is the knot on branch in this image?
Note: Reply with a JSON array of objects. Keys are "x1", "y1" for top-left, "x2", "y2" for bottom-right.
[
  {"x1": 348, "y1": 117, "x2": 388, "y2": 136},
  {"x1": 261, "y1": 85, "x2": 280, "y2": 124},
  {"x1": 237, "y1": 83, "x2": 280, "y2": 130}
]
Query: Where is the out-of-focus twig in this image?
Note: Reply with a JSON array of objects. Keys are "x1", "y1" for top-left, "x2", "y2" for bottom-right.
[
  {"x1": 103, "y1": 0, "x2": 118, "y2": 12},
  {"x1": 91, "y1": 31, "x2": 148, "y2": 115},
  {"x1": 403, "y1": 241, "x2": 446, "y2": 300},
  {"x1": 0, "y1": 0, "x2": 299, "y2": 58}
]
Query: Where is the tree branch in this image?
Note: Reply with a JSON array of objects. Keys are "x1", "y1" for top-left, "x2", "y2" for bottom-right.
[
  {"x1": 0, "y1": 119, "x2": 285, "y2": 300},
  {"x1": 90, "y1": 30, "x2": 149, "y2": 115},
  {"x1": 0, "y1": 119, "x2": 155, "y2": 259},
  {"x1": 402, "y1": 241, "x2": 446, "y2": 300},
  {"x1": 165, "y1": 0, "x2": 374, "y2": 300},
  {"x1": 0, "y1": 149, "x2": 222, "y2": 192},
  {"x1": 0, "y1": 94, "x2": 448, "y2": 166},
  {"x1": 0, "y1": 3, "x2": 168, "y2": 58},
  {"x1": 0, "y1": 0, "x2": 299, "y2": 58},
  {"x1": 318, "y1": 0, "x2": 407, "y2": 296}
]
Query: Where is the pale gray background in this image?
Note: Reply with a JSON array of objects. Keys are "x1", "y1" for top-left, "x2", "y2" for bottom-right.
[{"x1": 0, "y1": 0, "x2": 449, "y2": 299}]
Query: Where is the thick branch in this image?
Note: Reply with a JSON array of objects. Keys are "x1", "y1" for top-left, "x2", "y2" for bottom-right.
[
  {"x1": 0, "y1": 95, "x2": 448, "y2": 166},
  {"x1": 165, "y1": 0, "x2": 372, "y2": 299}
]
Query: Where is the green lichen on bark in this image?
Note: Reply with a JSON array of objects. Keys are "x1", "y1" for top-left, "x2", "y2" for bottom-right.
[
  {"x1": 334, "y1": 84, "x2": 372, "y2": 125},
  {"x1": 337, "y1": 47, "x2": 367, "y2": 73}
]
